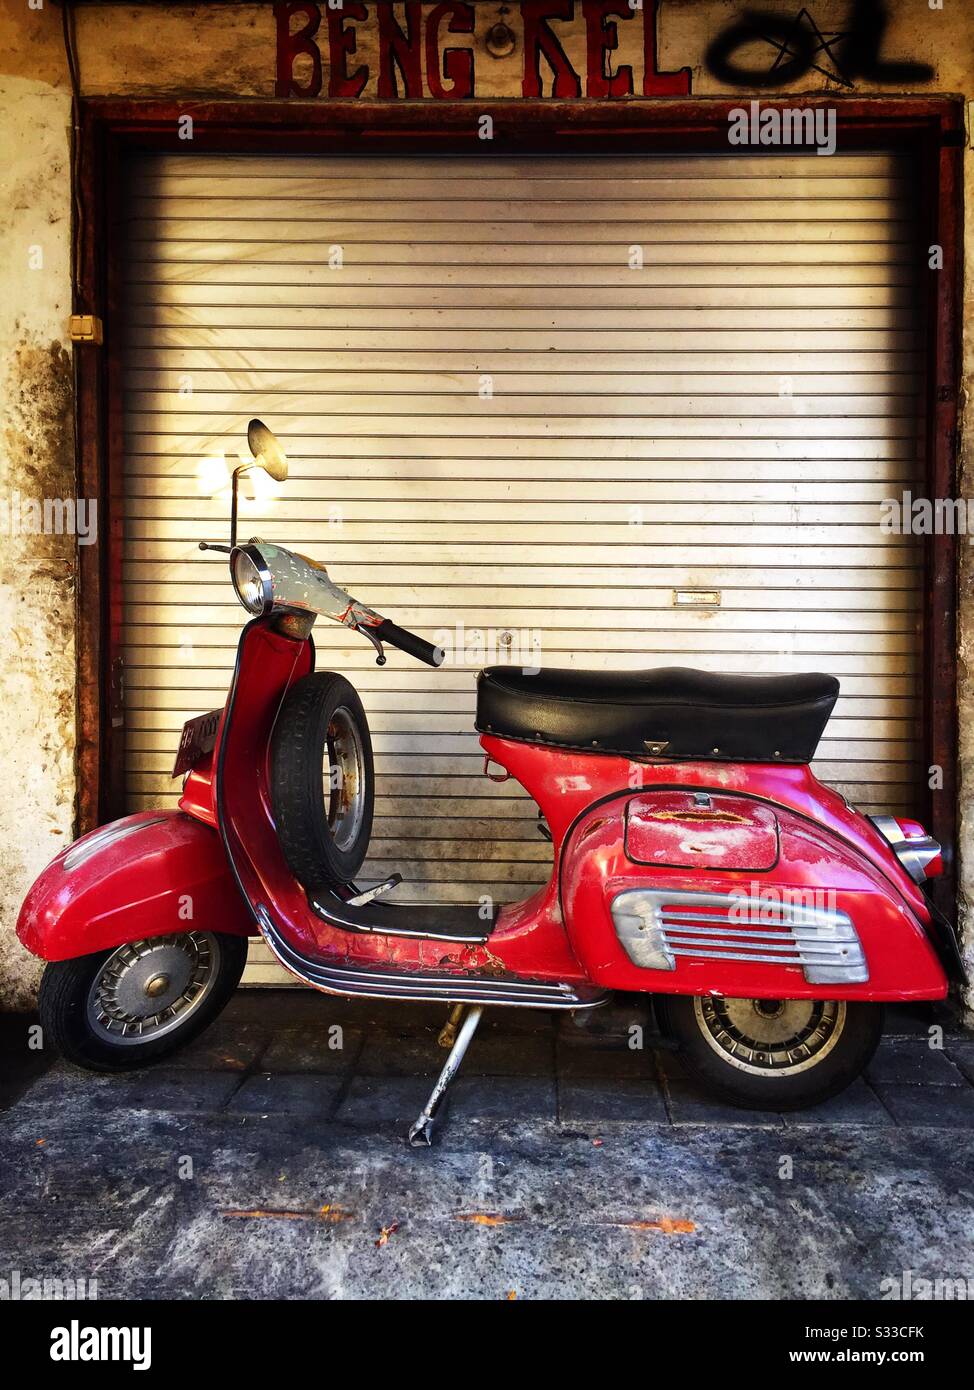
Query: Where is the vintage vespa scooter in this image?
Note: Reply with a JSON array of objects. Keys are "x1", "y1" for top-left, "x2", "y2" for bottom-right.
[{"x1": 18, "y1": 422, "x2": 963, "y2": 1142}]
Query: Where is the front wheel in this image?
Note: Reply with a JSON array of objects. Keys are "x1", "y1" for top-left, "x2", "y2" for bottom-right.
[
  {"x1": 656, "y1": 995, "x2": 883, "y2": 1110},
  {"x1": 38, "y1": 931, "x2": 248, "y2": 1072}
]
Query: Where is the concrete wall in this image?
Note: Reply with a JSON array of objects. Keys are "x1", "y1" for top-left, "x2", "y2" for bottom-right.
[
  {"x1": 0, "y1": 5, "x2": 74, "y2": 1007},
  {"x1": 0, "y1": 0, "x2": 971, "y2": 1007}
]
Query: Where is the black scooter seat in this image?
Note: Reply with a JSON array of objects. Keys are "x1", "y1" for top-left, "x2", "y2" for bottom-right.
[{"x1": 476, "y1": 666, "x2": 839, "y2": 764}]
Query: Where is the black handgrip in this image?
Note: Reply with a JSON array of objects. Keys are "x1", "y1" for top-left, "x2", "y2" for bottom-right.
[{"x1": 374, "y1": 619, "x2": 444, "y2": 668}]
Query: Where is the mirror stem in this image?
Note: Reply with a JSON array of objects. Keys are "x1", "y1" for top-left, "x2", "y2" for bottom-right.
[{"x1": 230, "y1": 464, "x2": 251, "y2": 549}]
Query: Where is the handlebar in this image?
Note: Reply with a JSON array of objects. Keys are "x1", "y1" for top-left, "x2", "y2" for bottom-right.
[
  {"x1": 373, "y1": 619, "x2": 444, "y2": 669},
  {"x1": 224, "y1": 541, "x2": 444, "y2": 668}
]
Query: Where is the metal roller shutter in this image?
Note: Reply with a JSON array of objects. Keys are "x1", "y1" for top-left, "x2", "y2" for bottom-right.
[{"x1": 120, "y1": 150, "x2": 924, "y2": 984}]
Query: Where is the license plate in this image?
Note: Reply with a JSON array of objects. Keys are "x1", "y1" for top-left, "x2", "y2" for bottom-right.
[{"x1": 172, "y1": 709, "x2": 222, "y2": 779}]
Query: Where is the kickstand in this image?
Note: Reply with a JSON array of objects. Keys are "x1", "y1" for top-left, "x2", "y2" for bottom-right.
[{"x1": 407, "y1": 1005, "x2": 484, "y2": 1148}]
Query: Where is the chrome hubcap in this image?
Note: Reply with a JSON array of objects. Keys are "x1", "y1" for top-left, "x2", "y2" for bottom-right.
[
  {"x1": 86, "y1": 932, "x2": 220, "y2": 1045},
  {"x1": 325, "y1": 706, "x2": 366, "y2": 854},
  {"x1": 694, "y1": 996, "x2": 846, "y2": 1075}
]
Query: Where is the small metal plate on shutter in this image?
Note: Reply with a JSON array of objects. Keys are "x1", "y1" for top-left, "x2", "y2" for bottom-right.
[{"x1": 624, "y1": 792, "x2": 779, "y2": 871}]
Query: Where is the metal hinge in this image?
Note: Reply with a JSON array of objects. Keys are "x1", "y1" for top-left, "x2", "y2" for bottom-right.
[{"x1": 69, "y1": 314, "x2": 103, "y2": 344}]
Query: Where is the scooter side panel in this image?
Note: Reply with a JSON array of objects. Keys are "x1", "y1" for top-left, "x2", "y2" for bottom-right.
[
  {"x1": 560, "y1": 790, "x2": 947, "y2": 1001},
  {"x1": 482, "y1": 735, "x2": 934, "y2": 923},
  {"x1": 16, "y1": 810, "x2": 253, "y2": 962}
]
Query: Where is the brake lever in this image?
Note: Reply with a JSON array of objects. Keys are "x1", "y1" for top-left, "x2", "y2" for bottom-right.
[
  {"x1": 199, "y1": 542, "x2": 233, "y2": 554},
  {"x1": 356, "y1": 623, "x2": 386, "y2": 666}
]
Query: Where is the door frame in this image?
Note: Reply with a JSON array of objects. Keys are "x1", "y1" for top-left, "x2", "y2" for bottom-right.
[{"x1": 74, "y1": 96, "x2": 964, "y2": 906}]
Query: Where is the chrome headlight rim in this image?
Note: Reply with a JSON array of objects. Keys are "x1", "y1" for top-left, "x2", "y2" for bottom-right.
[{"x1": 230, "y1": 543, "x2": 273, "y2": 616}]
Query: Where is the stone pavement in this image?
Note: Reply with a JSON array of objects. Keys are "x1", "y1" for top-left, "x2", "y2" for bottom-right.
[{"x1": 1, "y1": 993, "x2": 973, "y2": 1299}]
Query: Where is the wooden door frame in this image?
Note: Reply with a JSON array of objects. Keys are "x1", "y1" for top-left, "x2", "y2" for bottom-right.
[{"x1": 74, "y1": 95, "x2": 964, "y2": 905}]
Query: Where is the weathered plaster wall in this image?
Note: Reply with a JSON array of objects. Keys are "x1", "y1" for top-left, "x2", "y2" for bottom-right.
[
  {"x1": 0, "y1": 4, "x2": 74, "y2": 1008},
  {"x1": 0, "y1": 0, "x2": 971, "y2": 1007}
]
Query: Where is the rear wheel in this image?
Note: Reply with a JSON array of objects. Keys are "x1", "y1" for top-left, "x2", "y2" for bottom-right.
[
  {"x1": 38, "y1": 931, "x2": 248, "y2": 1072},
  {"x1": 270, "y1": 671, "x2": 374, "y2": 888},
  {"x1": 656, "y1": 995, "x2": 883, "y2": 1110}
]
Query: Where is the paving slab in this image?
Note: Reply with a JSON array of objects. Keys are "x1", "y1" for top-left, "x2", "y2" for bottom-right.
[
  {"x1": 944, "y1": 1038, "x2": 974, "y2": 1086},
  {"x1": 17, "y1": 1065, "x2": 243, "y2": 1116},
  {"x1": 451, "y1": 1076, "x2": 558, "y2": 1121},
  {"x1": 227, "y1": 1073, "x2": 345, "y2": 1116},
  {"x1": 865, "y1": 1040, "x2": 965, "y2": 1086},
  {"x1": 164, "y1": 1020, "x2": 270, "y2": 1072},
  {"x1": 258, "y1": 1025, "x2": 363, "y2": 1074},
  {"x1": 337, "y1": 1076, "x2": 436, "y2": 1127},
  {"x1": 356, "y1": 1030, "x2": 447, "y2": 1078},
  {"x1": 781, "y1": 1078, "x2": 894, "y2": 1127},
  {"x1": 664, "y1": 1082, "x2": 783, "y2": 1128},
  {"x1": 871, "y1": 1083, "x2": 974, "y2": 1128},
  {"x1": 556, "y1": 1034, "x2": 655, "y2": 1080},
  {"x1": 558, "y1": 1078, "x2": 668, "y2": 1125},
  {"x1": 0, "y1": 1012, "x2": 52, "y2": 1110}
]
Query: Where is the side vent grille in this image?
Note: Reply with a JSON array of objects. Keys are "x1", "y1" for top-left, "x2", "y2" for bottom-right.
[{"x1": 610, "y1": 888, "x2": 868, "y2": 985}]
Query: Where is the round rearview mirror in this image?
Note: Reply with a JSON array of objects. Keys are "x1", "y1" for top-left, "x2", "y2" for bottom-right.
[{"x1": 247, "y1": 419, "x2": 288, "y2": 482}]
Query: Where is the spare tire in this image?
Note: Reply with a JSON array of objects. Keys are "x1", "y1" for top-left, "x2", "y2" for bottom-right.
[{"x1": 270, "y1": 672, "x2": 374, "y2": 888}]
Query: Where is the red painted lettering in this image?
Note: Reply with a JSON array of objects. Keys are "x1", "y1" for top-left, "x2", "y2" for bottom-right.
[
  {"x1": 643, "y1": 0, "x2": 690, "y2": 96},
  {"x1": 583, "y1": 1, "x2": 633, "y2": 98},
  {"x1": 521, "y1": 0, "x2": 582, "y2": 98},
  {"x1": 426, "y1": 2, "x2": 475, "y2": 100},
  {"x1": 274, "y1": 1, "x2": 322, "y2": 98},
  {"x1": 327, "y1": 1, "x2": 368, "y2": 98},
  {"x1": 377, "y1": 1, "x2": 425, "y2": 99}
]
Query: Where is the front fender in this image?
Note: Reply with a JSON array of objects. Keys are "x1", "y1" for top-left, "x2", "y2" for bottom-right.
[{"x1": 16, "y1": 810, "x2": 254, "y2": 962}]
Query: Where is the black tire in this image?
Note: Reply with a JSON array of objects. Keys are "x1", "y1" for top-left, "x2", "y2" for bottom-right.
[
  {"x1": 656, "y1": 995, "x2": 883, "y2": 1111},
  {"x1": 270, "y1": 671, "x2": 374, "y2": 889},
  {"x1": 38, "y1": 931, "x2": 248, "y2": 1073}
]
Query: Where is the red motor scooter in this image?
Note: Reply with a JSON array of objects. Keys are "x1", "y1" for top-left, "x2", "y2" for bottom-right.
[{"x1": 18, "y1": 422, "x2": 963, "y2": 1142}]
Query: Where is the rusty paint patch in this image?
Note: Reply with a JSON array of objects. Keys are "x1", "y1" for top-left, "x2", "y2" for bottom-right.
[
  {"x1": 454, "y1": 1212, "x2": 523, "y2": 1226},
  {"x1": 221, "y1": 1205, "x2": 352, "y2": 1223},
  {"x1": 578, "y1": 817, "x2": 608, "y2": 841},
  {"x1": 643, "y1": 810, "x2": 746, "y2": 824},
  {"x1": 439, "y1": 944, "x2": 507, "y2": 976},
  {"x1": 611, "y1": 1216, "x2": 696, "y2": 1234}
]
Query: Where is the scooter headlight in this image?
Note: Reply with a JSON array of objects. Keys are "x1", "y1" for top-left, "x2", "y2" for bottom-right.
[{"x1": 230, "y1": 545, "x2": 273, "y2": 615}]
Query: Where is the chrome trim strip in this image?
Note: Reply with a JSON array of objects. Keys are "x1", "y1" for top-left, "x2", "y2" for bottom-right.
[
  {"x1": 63, "y1": 816, "x2": 168, "y2": 872},
  {"x1": 256, "y1": 903, "x2": 607, "y2": 1009}
]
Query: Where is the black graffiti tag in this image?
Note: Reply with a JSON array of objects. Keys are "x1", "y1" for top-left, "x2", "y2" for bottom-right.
[{"x1": 704, "y1": 0, "x2": 934, "y2": 90}]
